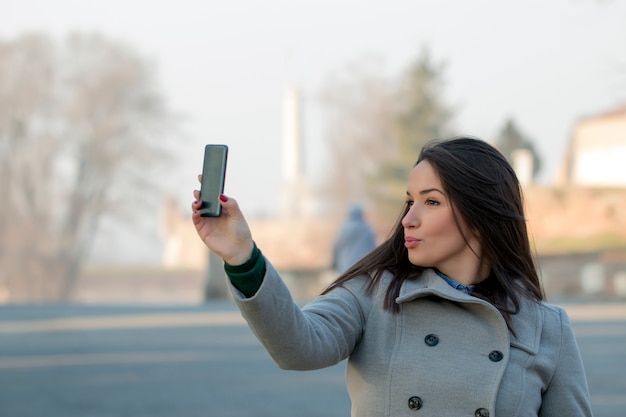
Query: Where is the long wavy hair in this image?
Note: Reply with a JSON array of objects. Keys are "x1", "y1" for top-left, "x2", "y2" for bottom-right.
[{"x1": 321, "y1": 136, "x2": 544, "y2": 329}]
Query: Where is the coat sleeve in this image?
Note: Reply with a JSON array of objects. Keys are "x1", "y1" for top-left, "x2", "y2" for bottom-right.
[
  {"x1": 539, "y1": 307, "x2": 594, "y2": 417},
  {"x1": 231, "y1": 259, "x2": 369, "y2": 371}
]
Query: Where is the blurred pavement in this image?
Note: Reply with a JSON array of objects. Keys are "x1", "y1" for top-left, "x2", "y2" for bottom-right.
[{"x1": 0, "y1": 299, "x2": 624, "y2": 417}]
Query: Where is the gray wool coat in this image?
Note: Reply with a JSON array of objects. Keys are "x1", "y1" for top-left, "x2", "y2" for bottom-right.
[{"x1": 232, "y1": 260, "x2": 593, "y2": 417}]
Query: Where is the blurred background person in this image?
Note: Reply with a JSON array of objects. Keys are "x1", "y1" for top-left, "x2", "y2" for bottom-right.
[{"x1": 331, "y1": 203, "x2": 377, "y2": 274}]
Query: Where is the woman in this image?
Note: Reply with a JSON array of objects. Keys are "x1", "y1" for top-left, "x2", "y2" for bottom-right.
[{"x1": 191, "y1": 136, "x2": 593, "y2": 416}]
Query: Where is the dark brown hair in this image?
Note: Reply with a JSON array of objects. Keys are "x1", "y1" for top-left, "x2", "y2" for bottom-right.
[{"x1": 321, "y1": 136, "x2": 544, "y2": 329}]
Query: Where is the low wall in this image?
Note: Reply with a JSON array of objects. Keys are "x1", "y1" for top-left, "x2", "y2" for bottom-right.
[
  {"x1": 70, "y1": 249, "x2": 626, "y2": 305},
  {"x1": 539, "y1": 250, "x2": 626, "y2": 298}
]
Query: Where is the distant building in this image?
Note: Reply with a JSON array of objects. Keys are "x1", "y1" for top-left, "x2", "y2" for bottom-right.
[
  {"x1": 558, "y1": 105, "x2": 626, "y2": 186},
  {"x1": 511, "y1": 148, "x2": 534, "y2": 186},
  {"x1": 281, "y1": 86, "x2": 316, "y2": 218}
]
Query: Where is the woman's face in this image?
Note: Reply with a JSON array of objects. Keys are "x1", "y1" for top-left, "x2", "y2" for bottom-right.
[{"x1": 402, "y1": 160, "x2": 483, "y2": 284}]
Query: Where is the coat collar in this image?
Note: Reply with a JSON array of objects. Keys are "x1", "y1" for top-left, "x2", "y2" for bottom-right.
[{"x1": 395, "y1": 269, "x2": 541, "y2": 355}]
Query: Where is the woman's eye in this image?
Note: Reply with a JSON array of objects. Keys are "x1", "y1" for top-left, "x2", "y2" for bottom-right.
[
  {"x1": 406, "y1": 200, "x2": 414, "y2": 208},
  {"x1": 426, "y1": 199, "x2": 440, "y2": 206}
]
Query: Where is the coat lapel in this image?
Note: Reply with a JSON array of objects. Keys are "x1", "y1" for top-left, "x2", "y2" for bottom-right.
[{"x1": 508, "y1": 299, "x2": 541, "y2": 355}]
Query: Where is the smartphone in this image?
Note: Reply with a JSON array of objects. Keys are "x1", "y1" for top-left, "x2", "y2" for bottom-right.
[{"x1": 199, "y1": 144, "x2": 228, "y2": 217}]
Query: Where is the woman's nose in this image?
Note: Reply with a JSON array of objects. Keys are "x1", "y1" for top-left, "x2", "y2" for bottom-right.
[{"x1": 402, "y1": 206, "x2": 419, "y2": 228}]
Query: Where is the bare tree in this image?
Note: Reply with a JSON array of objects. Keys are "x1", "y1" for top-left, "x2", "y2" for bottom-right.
[
  {"x1": 319, "y1": 48, "x2": 454, "y2": 222},
  {"x1": 0, "y1": 33, "x2": 177, "y2": 301},
  {"x1": 318, "y1": 55, "x2": 396, "y2": 217},
  {"x1": 371, "y1": 48, "x2": 454, "y2": 219}
]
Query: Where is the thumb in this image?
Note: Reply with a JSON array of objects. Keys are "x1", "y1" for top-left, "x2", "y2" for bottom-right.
[
  {"x1": 218, "y1": 193, "x2": 241, "y2": 218},
  {"x1": 219, "y1": 194, "x2": 251, "y2": 237},
  {"x1": 218, "y1": 194, "x2": 254, "y2": 264}
]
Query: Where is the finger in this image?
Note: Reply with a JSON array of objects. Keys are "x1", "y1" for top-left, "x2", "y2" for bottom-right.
[
  {"x1": 193, "y1": 189, "x2": 200, "y2": 200},
  {"x1": 198, "y1": 174, "x2": 202, "y2": 183}
]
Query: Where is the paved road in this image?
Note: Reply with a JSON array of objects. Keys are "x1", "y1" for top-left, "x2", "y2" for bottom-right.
[{"x1": 0, "y1": 300, "x2": 624, "y2": 417}]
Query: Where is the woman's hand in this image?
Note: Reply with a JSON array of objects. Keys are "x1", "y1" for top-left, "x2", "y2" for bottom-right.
[{"x1": 191, "y1": 176, "x2": 254, "y2": 265}]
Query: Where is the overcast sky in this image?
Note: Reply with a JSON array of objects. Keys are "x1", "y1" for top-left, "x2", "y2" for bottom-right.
[{"x1": 3, "y1": 0, "x2": 625, "y2": 263}]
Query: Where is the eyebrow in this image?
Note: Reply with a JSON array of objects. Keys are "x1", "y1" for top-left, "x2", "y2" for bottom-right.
[{"x1": 406, "y1": 188, "x2": 445, "y2": 197}]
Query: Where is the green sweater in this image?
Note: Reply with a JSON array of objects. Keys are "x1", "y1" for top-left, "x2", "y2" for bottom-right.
[{"x1": 223, "y1": 243, "x2": 265, "y2": 297}]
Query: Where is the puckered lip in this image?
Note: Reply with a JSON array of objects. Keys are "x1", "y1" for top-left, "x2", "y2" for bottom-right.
[{"x1": 404, "y1": 236, "x2": 420, "y2": 249}]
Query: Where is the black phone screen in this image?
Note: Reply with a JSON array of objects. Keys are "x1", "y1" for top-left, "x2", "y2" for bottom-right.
[{"x1": 199, "y1": 144, "x2": 228, "y2": 217}]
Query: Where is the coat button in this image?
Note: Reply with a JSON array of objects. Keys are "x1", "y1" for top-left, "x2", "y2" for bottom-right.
[
  {"x1": 408, "y1": 396, "x2": 422, "y2": 410},
  {"x1": 424, "y1": 334, "x2": 439, "y2": 346},
  {"x1": 488, "y1": 350, "x2": 503, "y2": 362},
  {"x1": 475, "y1": 407, "x2": 490, "y2": 417}
]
